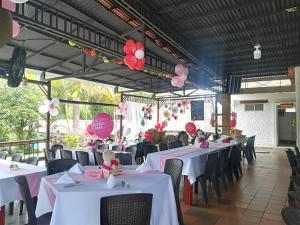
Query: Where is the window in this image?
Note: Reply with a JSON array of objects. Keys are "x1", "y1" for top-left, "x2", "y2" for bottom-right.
[{"x1": 244, "y1": 104, "x2": 264, "y2": 111}]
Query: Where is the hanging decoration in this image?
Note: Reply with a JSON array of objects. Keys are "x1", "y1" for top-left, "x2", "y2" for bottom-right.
[
  {"x1": 8, "y1": 45, "x2": 26, "y2": 87},
  {"x1": 230, "y1": 112, "x2": 237, "y2": 128},
  {"x1": 141, "y1": 104, "x2": 153, "y2": 120},
  {"x1": 92, "y1": 113, "x2": 114, "y2": 139},
  {"x1": 185, "y1": 122, "x2": 197, "y2": 135},
  {"x1": 117, "y1": 102, "x2": 127, "y2": 117},
  {"x1": 162, "y1": 99, "x2": 189, "y2": 121},
  {"x1": 171, "y1": 64, "x2": 189, "y2": 88},
  {"x1": 210, "y1": 112, "x2": 237, "y2": 128},
  {"x1": 123, "y1": 39, "x2": 145, "y2": 71},
  {"x1": 38, "y1": 98, "x2": 60, "y2": 116}
]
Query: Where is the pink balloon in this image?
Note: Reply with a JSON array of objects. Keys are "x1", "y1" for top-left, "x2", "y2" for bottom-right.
[
  {"x1": 182, "y1": 67, "x2": 189, "y2": 76},
  {"x1": 12, "y1": 20, "x2": 20, "y2": 37},
  {"x1": 86, "y1": 124, "x2": 94, "y2": 136},
  {"x1": 175, "y1": 64, "x2": 185, "y2": 76},
  {"x1": 171, "y1": 76, "x2": 185, "y2": 88},
  {"x1": 92, "y1": 113, "x2": 114, "y2": 138}
]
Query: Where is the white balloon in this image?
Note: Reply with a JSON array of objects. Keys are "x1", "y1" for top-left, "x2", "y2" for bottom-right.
[
  {"x1": 9, "y1": 0, "x2": 29, "y2": 3},
  {"x1": 43, "y1": 99, "x2": 50, "y2": 105},
  {"x1": 51, "y1": 98, "x2": 60, "y2": 107},
  {"x1": 50, "y1": 108, "x2": 59, "y2": 116},
  {"x1": 38, "y1": 105, "x2": 49, "y2": 114},
  {"x1": 135, "y1": 49, "x2": 144, "y2": 59}
]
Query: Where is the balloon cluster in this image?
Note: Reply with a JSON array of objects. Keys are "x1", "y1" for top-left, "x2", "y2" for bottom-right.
[
  {"x1": 123, "y1": 39, "x2": 145, "y2": 70},
  {"x1": 38, "y1": 98, "x2": 60, "y2": 116},
  {"x1": 140, "y1": 104, "x2": 153, "y2": 127},
  {"x1": 117, "y1": 102, "x2": 127, "y2": 117},
  {"x1": 171, "y1": 64, "x2": 189, "y2": 88},
  {"x1": 230, "y1": 112, "x2": 237, "y2": 128},
  {"x1": 144, "y1": 131, "x2": 154, "y2": 140},
  {"x1": 86, "y1": 124, "x2": 95, "y2": 136}
]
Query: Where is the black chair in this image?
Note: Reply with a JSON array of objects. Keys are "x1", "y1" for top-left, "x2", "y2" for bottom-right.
[
  {"x1": 26, "y1": 157, "x2": 39, "y2": 165},
  {"x1": 281, "y1": 207, "x2": 300, "y2": 225},
  {"x1": 60, "y1": 149, "x2": 73, "y2": 160},
  {"x1": 135, "y1": 142, "x2": 148, "y2": 164},
  {"x1": 75, "y1": 151, "x2": 89, "y2": 166},
  {"x1": 295, "y1": 146, "x2": 300, "y2": 155},
  {"x1": 0, "y1": 151, "x2": 8, "y2": 159},
  {"x1": 48, "y1": 144, "x2": 64, "y2": 161},
  {"x1": 115, "y1": 153, "x2": 132, "y2": 165},
  {"x1": 11, "y1": 153, "x2": 22, "y2": 162},
  {"x1": 230, "y1": 144, "x2": 243, "y2": 181},
  {"x1": 47, "y1": 159, "x2": 78, "y2": 175},
  {"x1": 125, "y1": 145, "x2": 136, "y2": 153},
  {"x1": 106, "y1": 138, "x2": 114, "y2": 143},
  {"x1": 100, "y1": 194, "x2": 153, "y2": 225},
  {"x1": 159, "y1": 143, "x2": 168, "y2": 151},
  {"x1": 217, "y1": 147, "x2": 231, "y2": 190},
  {"x1": 242, "y1": 138, "x2": 253, "y2": 164},
  {"x1": 195, "y1": 151, "x2": 221, "y2": 205},
  {"x1": 164, "y1": 159, "x2": 184, "y2": 225},
  {"x1": 15, "y1": 176, "x2": 51, "y2": 225},
  {"x1": 94, "y1": 151, "x2": 104, "y2": 166},
  {"x1": 288, "y1": 176, "x2": 300, "y2": 208},
  {"x1": 111, "y1": 145, "x2": 121, "y2": 151},
  {"x1": 168, "y1": 140, "x2": 182, "y2": 149},
  {"x1": 143, "y1": 144, "x2": 158, "y2": 159},
  {"x1": 99, "y1": 144, "x2": 109, "y2": 150}
]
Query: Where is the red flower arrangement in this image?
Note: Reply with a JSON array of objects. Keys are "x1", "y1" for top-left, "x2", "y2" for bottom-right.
[{"x1": 123, "y1": 39, "x2": 145, "y2": 70}]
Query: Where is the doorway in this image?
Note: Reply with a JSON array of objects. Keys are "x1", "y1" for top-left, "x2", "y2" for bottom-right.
[{"x1": 277, "y1": 107, "x2": 296, "y2": 146}]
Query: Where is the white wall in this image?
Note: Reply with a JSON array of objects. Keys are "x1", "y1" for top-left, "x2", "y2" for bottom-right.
[{"x1": 231, "y1": 92, "x2": 296, "y2": 147}]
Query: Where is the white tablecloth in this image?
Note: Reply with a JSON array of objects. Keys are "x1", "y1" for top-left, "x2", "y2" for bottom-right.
[
  {"x1": 146, "y1": 142, "x2": 236, "y2": 184},
  {"x1": 55, "y1": 149, "x2": 95, "y2": 165},
  {"x1": 36, "y1": 167, "x2": 179, "y2": 225},
  {"x1": 0, "y1": 159, "x2": 46, "y2": 207}
]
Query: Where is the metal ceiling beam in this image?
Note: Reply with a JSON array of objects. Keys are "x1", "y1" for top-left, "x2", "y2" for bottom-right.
[
  {"x1": 180, "y1": 7, "x2": 298, "y2": 35},
  {"x1": 228, "y1": 70, "x2": 288, "y2": 77},
  {"x1": 45, "y1": 53, "x2": 82, "y2": 72},
  {"x1": 175, "y1": 0, "x2": 277, "y2": 25},
  {"x1": 156, "y1": 0, "x2": 202, "y2": 14},
  {"x1": 188, "y1": 19, "x2": 300, "y2": 41},
  {"x1": 26, "y1": 41, "x2": 58, "y2": 60}
]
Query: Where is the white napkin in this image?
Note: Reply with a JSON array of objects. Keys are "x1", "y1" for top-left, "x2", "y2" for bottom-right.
[
  {"x1": 107, "y1": 175, "x2": 116, "y2": 189},
  {"x1": 54, "y1": 172, "x2": 76, "y2": 184},
  {"x1": 136, "y1": 161, "x2": 153, "y2": 173},
  {"x1": 69, "y1": 163, "x2": 85, "y2": 175}
]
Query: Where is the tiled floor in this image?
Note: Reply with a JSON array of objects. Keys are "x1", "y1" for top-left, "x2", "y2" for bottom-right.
[
  {"x1": 181, "y1": 148, "x2": 290, "y2": 225},
  {"x1": 5, "y1": 147, "x2": 290, "y2": 225}
]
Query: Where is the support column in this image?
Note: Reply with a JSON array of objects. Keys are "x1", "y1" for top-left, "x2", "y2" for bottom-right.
[
  {"x1": 296, "y1": 67, "x2": 300, "y2": 147},
  {"x1": 46, "y1": 81, "x2": 51, "y2": 151},
  {"x1": 217, "y1": 93, "x2": 231, "y2": 136},
  {"x1": 119, "y1": 93, "x2": 124, "y2": 141}
]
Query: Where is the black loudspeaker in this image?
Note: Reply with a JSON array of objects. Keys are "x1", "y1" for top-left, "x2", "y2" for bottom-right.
[
  {"x1": 225, "y1": 76, "x2": 241, "y2": 94},
  {"x1": 0, "y1": 8, "x2": 12, "y2": 48}
]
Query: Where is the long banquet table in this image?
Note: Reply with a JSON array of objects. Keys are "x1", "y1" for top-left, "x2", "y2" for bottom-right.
[
  {"x1": 36, "y1": 167, "x2": 179, "y2": 225},
  {"x1": 145, "y1": 142, "x2": 237, "y2": 205},
  {"x1": 0, "y1": 159, "x2": 46, "y2": 225}
]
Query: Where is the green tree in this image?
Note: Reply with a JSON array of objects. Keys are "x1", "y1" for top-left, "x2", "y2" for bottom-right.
[{"x1": 0, "y1": 81, "x2": 43, "y2": 140}]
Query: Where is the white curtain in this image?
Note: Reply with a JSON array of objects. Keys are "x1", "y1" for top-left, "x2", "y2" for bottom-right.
[{"x1": 123, "y1": 101, "x2": 157, "y2": 140}]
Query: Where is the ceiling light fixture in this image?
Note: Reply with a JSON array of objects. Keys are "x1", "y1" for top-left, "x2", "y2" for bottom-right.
[{"x1": 254, "y1": 44, "x2": 261, "y2": 60}]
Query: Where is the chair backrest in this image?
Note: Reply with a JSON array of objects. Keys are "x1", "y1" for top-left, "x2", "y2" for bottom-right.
[
  {"x1": 51, "y1": 144, "x2": 63, "y2": 150},
  {"x1": 111, "y1": 145, "x2": 121, "y2": 151},
  {"x1": 168, "y1": 140, "x2": 182, "y2": 149},
  {"x1": 164, "y1": 159, "x2": 183, "y2": 197},
  {"x1": 47, "y1": 159, "x2": 78, "y2": 175},
  {"x1": 295, "y1": 146, "x2": 300, "y2": 155},
  {"x1": 100, "y1": 144, "x2": 109, "y2": 150},
  {"x1": 125, "y1": 145, "x2": 136, "y2": 153},
  {"x1": 106, "y1": 138, "x2": 114, "y2": 143},
  {"x1": 60, "y1": 149, "x2": 73, "y2": 159},
  {"x1": 286, "y1": 150, "x2": 297, "y2": 173},
  {"x1": 27, "y1": 156, "x2": 39, "y2": 165},
  {"x1": 143, "y1": 145, "x2": 158, "y2": 159},
  {"x1": 218, "y1": 147, "x2": 230, "y2": 173},
  {"x1": 95, "y1": 140, "x2": 103, "y2": 145},
  {"x1": 75, "y1": 151, "x2": 89, "y2": 166},
  {"x1": 11, "y1": 153, "x2": 22, "y2": 162},
  {"x1": 94, "y1": 151, "x2": 104, "y2": 166},
  {"x1": 100, "y1": 194, "x2": 153, "y2": 225},
  {"x1": 204, "y1": 152, "x2": 219, "y2": 179},
  {"x1": 115, "y1": 153, "x2": 132, "y2": 165},
  {"x1": 15, "y1": 176, "x2": 37, "y2": 225},
  {"x1": 0, "y1": 151, "x2": 8, "y2": 160},
  {"x1": 159, "y1": 143, "x2": 168, "y2": 151}
]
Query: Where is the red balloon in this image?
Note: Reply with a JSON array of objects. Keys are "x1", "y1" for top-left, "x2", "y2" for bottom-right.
[
  {"x1": 185, "y1": 122, "x2": 196, "y2": 135},
  {"x1": 135, "y1": 58, "x2": 145, "y2": 71},
  {"x1": 144, "y1": 132, "x2": 154, "y2": 140},
  {"x1": 230, "y1": 119, "x2": 237, "y2": 128},
  {"x1": 86, "y1": 124, "x2": 94, "y2": 136},
  {"x1": 124, "y1": 54, "x2": 137, "y2": 70},
  {"x1": 123, "y1": 39, "x2": 136, "y2": 55},
  {"x1": 135, "y1": 41, "x2": 144, "y2": 50}
]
